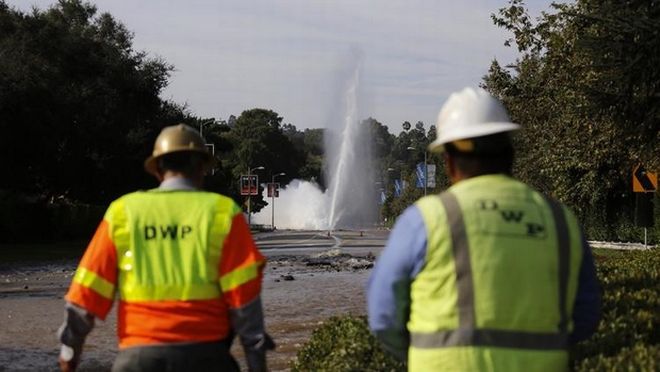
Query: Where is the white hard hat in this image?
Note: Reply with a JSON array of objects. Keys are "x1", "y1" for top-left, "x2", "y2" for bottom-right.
[{"x1": 428, "y1": 87, "x2": 520, "y2": 152}]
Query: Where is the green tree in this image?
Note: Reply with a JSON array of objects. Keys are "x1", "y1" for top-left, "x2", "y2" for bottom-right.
[
  {"x1": 0, "y1": 0, "x2": 183, "y2": 204},
  {"x1": 484, "y1": 0, "x2": 660, "y2": 241},
  {"x1": 374, "y1": 119, "x2": 446, "y2": 223},
  {"x1": 300, "y1": 128, "x2": 325, "y2": 186},
  {"x1": 223, "y1": 108, "x2": 304, "y2": 212}
]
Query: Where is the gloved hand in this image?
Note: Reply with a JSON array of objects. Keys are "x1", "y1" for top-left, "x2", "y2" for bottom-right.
[
  {"x1": 58, "y1": 344, "x2": 81, "y2": 372},
  {"x1": 229, "y1": 297, "x2": 275, "y2": 372},
  {"x1": 57, "y1": 303, "x2": 93, "y2": 372},
  {"x1": 245, "y1": 332, "x2": 275, "y2": 372}
]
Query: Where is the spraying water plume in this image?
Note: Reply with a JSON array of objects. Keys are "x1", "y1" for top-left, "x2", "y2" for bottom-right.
[{"x1": 253, "y1": 50, "x2": 377, "y2": 230}]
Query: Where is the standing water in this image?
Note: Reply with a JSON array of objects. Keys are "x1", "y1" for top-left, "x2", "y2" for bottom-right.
[{"x1": 253, "y1": 52, "x2": 376, "y2": 230}]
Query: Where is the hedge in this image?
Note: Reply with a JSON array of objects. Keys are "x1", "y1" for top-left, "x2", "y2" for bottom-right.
[
  {"x1": 291, "y1": 316, "x2": 404, "y2": 372},
  {"x1": 572, "y1": 249, "x2": 659, "y2": 370},
  {"x1": 293, "y1": 249, "x2": 659, "y2": 371},
  {"x1": 0, "y1": 191, "x2": 103, "y2": 242}
]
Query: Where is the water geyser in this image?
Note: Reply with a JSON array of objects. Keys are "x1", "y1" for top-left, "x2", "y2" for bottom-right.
[{"x1": 252, "y1": 51, "x2": 377, "y2": 230}]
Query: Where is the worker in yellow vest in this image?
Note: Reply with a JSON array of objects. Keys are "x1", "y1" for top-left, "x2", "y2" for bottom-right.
[
  {"x1": 368, "y1": 88, "x2": 601, "y2": 371},
  {"x1": 57, "y1": 124, "x2": 274, "y2": 372}
]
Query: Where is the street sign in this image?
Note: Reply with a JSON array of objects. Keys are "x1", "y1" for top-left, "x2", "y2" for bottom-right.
[
  {"x1": 427, "y1": 164, "x2": 436, "y2": 188},
  {"x1": 635, "y1": 193, "x2": 654, "y2": 228},
  {"x1": 240, "y1": 175, "x2": 259, "y2": 196},
  {"x1": 415, "y1": 163, "x2": 437, "y2": 188},
  {"x1": 633, "y1": 164, "x2": 657, "y2": 192},
  {"x1": 394, "y1": 179, "x2": 402, "y2": 197},
  {"x1": 267, "y1": 183, "x2": 280, "y2": 198},
  {"x1": 415, "y1": 163, "x2": 425, "y2": 188}
]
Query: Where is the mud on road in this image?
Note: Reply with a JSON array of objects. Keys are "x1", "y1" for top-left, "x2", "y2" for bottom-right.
[{"x1": 0, "y1": 249, "x2": 377, "y2": 372}]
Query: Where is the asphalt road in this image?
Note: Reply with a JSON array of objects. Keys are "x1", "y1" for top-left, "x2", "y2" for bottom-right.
[
  {"x1": 0, "y1": 228, "x2": 391, "y2": 372},
  {"x1": 254, "y1": 228, "x2": 389, "y2": 257}
]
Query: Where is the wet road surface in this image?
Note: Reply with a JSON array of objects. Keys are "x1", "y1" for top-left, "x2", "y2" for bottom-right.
[{"x1": 0, "y1": 228, "x2": 388, "y2": 371}]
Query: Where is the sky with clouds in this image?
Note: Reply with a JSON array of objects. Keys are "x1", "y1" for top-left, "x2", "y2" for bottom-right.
[{"x1": 10, "y1": 1, "x2": 556, "y2": 131}]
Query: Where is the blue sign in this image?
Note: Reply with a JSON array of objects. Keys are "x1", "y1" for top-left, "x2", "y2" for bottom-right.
[
  {"x1": 415, "y1": 163, "x2": 426, "y2": 188},
  {"x1": 394, "y1": 179, "x2": 402, "y2": 197}
]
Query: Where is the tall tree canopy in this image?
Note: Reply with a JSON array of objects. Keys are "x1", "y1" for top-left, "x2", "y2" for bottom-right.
[
  {"x1": 217, "y1": 108, "x2": 305, "y2": 211},
  {"x1": 0, "y1": 0, "x2": 184, "y2": 203},
  {"x1": 483, "y1": 0, "x2": 660, "y2": 239}
]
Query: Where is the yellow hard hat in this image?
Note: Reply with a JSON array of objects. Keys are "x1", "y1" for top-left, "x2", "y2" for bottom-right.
[{"x1": 144, "y1": 124, "x2": 215, "y2": 176}]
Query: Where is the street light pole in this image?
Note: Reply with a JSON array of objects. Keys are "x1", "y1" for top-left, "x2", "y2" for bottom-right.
[
  {"x1": 271, "y1": 172, "x2": 285, "y2": 230},
  {"x1": 247, "y1": 166, "x2": 265, "y2": 226},
  {"x1": 424, "y1": 150, "x2": 428, "y2": 196},
  {"x1": 199, "y1": 119, "x2": 216, "y2": 175},
  {"x1": 199, "y1": 119, "x2": 215, "y2": 137}
]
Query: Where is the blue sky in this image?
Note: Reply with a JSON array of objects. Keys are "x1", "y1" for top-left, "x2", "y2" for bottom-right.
[{"x1": 10, "y1": 1, "x2": 557, "y2": 131}]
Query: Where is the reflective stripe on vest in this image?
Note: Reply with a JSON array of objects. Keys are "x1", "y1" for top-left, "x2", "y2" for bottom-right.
[
  {"x1": 220, "y1": 261, "x2": 262, "y2": 292},
  {"x1": 106, "y1": 190, "x2": 241, "y2": 302},
  {"x1": 72, "y1": 266, "x2": 115, "y2": 300},
  {"x1": 545, "y1": 195, "x2": 570, "y2": 334},
  {"x1": 410, "y1": 191, "x2": 570, "y2": 350}
]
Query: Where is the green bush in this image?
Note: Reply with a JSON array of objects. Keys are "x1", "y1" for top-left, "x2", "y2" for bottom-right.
[
  {"x1": 295, "y1": 249, "x2": 659, "y2": 371},
  {"x1": 579, "y1": 193, "x2": 659, "y2": 245},
  {"x1": 0, "y1": 191, "x2": 49, "y2": 241},
  {"x1": 572, "y1": 249, "x2": 660, "y2": 371},
  {"x1": 291, "y1": 316, "x2": 405, "y2": 372},
  {"x1": 0, "y1": 191, "x2": 103, "y2": 242},
  {"x1": 574, "y1": 343, "x2": 659, "y2": 372},
  {"x1": 48, "y1": 203, "x2": 105, "y2": 240}
]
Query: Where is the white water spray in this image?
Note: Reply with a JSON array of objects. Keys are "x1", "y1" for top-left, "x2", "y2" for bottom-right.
[
  {"x1": 327, "y1": 64, "x2": 360, "y2": 228},
  {"x1": 253, "y1": 51, "x2": 376, "y2": 230}
]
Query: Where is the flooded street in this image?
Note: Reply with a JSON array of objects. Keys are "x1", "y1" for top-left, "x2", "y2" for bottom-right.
[
  {"x1": 0, "y1": 231, "x2": 642, "y2": 371},
  {"x1": 0, "y1": 230, "x2": 386, "y2": 371},
  {"x1": 262, "y1": 268, "x2": 371, "y2": 370}
]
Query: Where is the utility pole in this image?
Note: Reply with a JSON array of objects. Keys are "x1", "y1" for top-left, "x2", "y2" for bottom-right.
[
  {"x1": 271, "y1": 172, "x2": 285, "y2": 230},
  {"x1": 199, "y1": 119, "x2": 216, "y2": 175},
  {"x1": 424, "y1": 150, "x2": 428, "y2": 196},
  {"x1": 198, "y1": 119, "x2": 215, "y2": 137},
  {"x1": 247, "y1": 166, "x2": 265, "y2": 226}
]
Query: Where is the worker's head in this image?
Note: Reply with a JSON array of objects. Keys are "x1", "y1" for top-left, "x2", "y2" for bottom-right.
[
  {"x1": 144, "y1": 124, "x2": 215, "y2": 184},
  {"x1": 428, "y1": 87, "x2": 520, "y2": 184}
]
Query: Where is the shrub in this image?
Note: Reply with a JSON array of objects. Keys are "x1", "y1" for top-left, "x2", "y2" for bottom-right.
[
  {"x1": 295, "y1": 249, "x2": 659, "y2": 371},
  {"x1": 48, "y1": 203, "x2": 104, "y2": 240},
  {"x1": 0, "y1": 190, "x2": 103, "y2": 242},
  {"x1": 291, "y1": 316, "x2": 405, "y2": 372},
  {"x1": 574, "y1": 343, "x2": 659, "y2": 372},
  {"x1": 572, "y1": 249, "x2": 660, "y2": 371}
]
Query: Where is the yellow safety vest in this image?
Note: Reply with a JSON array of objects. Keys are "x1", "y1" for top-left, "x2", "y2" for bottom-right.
[
  {"x1": 105, "y1": 189, "x2": 242, "y2": 302},
  {"x1": 410, "y1": 175, "x2": 583, "y2": 371}
]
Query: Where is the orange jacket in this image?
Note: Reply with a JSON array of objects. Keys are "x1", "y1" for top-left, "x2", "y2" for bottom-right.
[{"x1": 65, "y1": 189, "x2": 264, "y2": 349}]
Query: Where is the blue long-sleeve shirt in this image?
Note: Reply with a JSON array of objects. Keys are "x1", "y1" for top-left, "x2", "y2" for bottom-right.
[{"x1": 367, "y1": 204, "x2": 601, "y2": 360}]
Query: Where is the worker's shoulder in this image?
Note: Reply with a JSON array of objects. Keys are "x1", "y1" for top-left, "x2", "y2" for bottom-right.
[
  {"x1": 105, "y1": 191, "x2": 140, "y2": 209},
  {"x1": 203, "y1": 191, "x2": 240, "y2": 208},
  {"x1": 192, "y1": 191, "x2": 242, "y2": 215},
  {"x1": 105, "y1": 189, "x2": 159, "y2": 207},
  {"x1": 104, "y1": 191, "x2": 241, "y2": 220},
  {"x1": 102, "y1": 191, "x2": 139, "y2": 220},
  {"x1": 409, "y1": 195, "x2": 445, "y2": 230},
  {"x1": 107, "y1": 190, "x2": 237, "y2": 207},
  {"x1": 414, "y1": 194, "x2": 444, "y2": 210}
]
